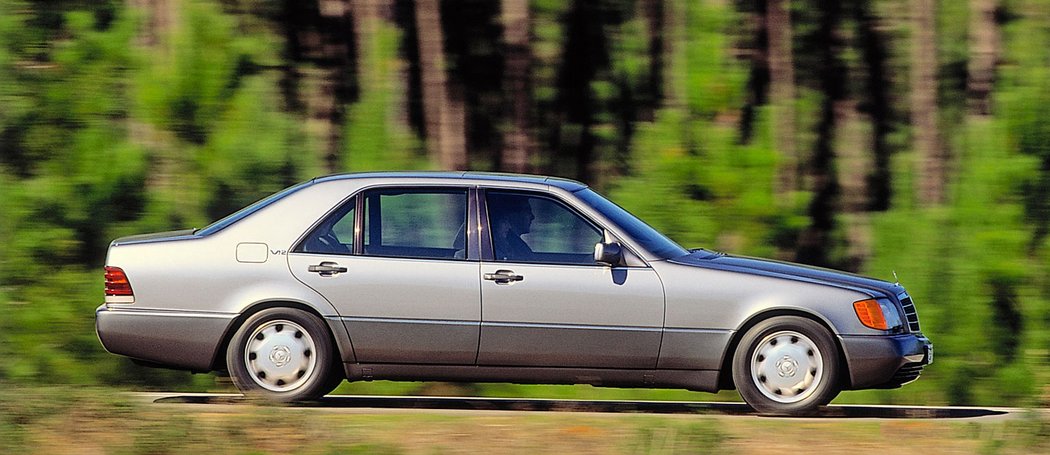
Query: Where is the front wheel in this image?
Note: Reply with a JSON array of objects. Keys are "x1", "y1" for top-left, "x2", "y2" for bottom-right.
[
  {"x1": 732, "y1": 316, "x2": 841, "y2": 415},
  {"x1": 226, "y1": 308, "x2": 341, "y2": 402}
]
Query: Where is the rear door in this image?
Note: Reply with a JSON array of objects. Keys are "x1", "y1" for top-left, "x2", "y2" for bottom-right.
[
  {"x1": 288, "y1": 186, "x2": 481, "y2": 364},
  {"x1": 476, "y1": 189, "x2": 665, "y2": 368}
]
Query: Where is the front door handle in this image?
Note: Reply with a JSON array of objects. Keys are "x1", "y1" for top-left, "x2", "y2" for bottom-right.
[
  {"x1": 308, "y1": 261, "x2": 347, "y2": 276},
  {"x1": 484, "y1": 269, "x2": 524, "y2": 284}
]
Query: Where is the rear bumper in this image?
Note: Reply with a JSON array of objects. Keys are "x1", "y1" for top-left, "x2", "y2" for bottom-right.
[
  {"x1": 839, "y1": 333, "x2": 933, "y2": 389},
  {"x1": 95, "y1": 304, "x2": 235, "y2": 372}
]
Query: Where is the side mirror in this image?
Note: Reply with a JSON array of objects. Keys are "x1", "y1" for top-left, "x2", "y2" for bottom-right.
[{"x1": 594, "y1": 242, "x2": 623, "y2": 266}]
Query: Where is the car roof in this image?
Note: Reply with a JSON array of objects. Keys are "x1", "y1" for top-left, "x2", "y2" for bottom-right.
[{"x1": 311, "y1": 171, "x2": 589, "y2": 191}]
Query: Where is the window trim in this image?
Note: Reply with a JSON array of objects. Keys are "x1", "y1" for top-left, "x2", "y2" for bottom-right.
[
  {"x1": 361, "y1": 185, "x2": 476, "y2": 260},
  {"x1": 481, "y1": 188, "x2": 609, "y2": 267},
  {"x1": 291, "y1": 184, "x2": 478, "y2": 262}
]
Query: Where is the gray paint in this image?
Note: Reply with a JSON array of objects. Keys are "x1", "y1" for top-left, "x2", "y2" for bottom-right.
[
  {"x1": 478, "y1": 263, "x2": 664, "y2": 368},
  {"x1": 96, "y1": 171, "x2": 931, "y2": 398},
  {"x1": 839, "y1": 334, "x2": 932, "y2": 389},
  {"x1": 479, "y1": 323, "x2": 662, "y2": 368},
  {"x1": 289, "y1": 254, "x2": 481, "y2": 364},
  {"x1": 341, "y1": 318, "x2": 479, "y2": 364},
  {"x1": 656, "y1": 329, "x2": 735, "y2": 370},
  {"x1": 345, "y1": 364, "x2": 720, "y2": 392},
  {"x1": 653, "y1": 260, "x2": 875, "y2": 335},
  {"x1": 95, "y1": 306, "x2": 233, "y2": 371}
]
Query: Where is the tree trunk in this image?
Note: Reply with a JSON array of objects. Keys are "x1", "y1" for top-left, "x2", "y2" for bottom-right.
[
  {"x1": 500, "y1": 0, "x2": 533, "y2": 173},
  {"x1": 279, "y1": 0, "x2": 357, "y2": 174},
  {"x1": 414, "y1": 0, "x2": 467, "y2": 170},
  {"x1": 739, "y1": 2, "x2": 769, "y2": 146},
  {"x1": 967, "y1": 0, "x2": 1000, "y2": 116},
  {"x1": 767, "y1": 0, "x2": 797, "y2": 197},
  {"x1": 128, "y1": 0, "x2": 184, "y2": 218},
  {"x1": 796, "y1": 0, "x2": 845, "y2": 268},
  {"x1": 837, "y1": 100, "x2": 874, "y2": 272},
  {"x1": 854, "y1": 1, "x2": 894, "y2": 211},
  {"x1": 911, "y1": 0, "x2": 945, "y2": 205},
  {"x1": 662, "y1": 0, "x2": 682, "y2": 107},
  {"x1": 129, "y1": 0, "x2": 177, "y2": 50},
  {"x1": 641, "y1": 0, "x2": 665, "y2": 117}
]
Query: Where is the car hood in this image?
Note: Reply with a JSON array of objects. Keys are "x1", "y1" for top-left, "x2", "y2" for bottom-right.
[{"x1": 669, "y1": 250, "x2": 903, "y2": 299}]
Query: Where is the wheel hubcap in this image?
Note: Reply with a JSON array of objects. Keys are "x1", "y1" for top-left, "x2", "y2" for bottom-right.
[
  {"x1": 245, "y1": 320, "x2": 317, "y2": 392},
  {"x1": 751, "y1": 330, "x2": 823, "y2": 403}
]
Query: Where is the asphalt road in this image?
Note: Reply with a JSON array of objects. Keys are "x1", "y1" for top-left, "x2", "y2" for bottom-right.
[{"x1": 136, "y1": 393, "x2": 1028, "y2": 421}]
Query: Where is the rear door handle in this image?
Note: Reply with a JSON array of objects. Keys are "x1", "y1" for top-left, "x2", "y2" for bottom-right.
[
  {"x1": 308, "y1": 261, "x2": 347, "y2": 276},
  {"x1": 484, "y1": 269, "x2": 523, "y2": 284}
]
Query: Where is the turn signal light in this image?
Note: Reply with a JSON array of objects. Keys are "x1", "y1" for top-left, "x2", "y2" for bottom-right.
[
  {"x1": 853, "y1": 299, "x2": 888, "y2": 330},
  {"x1": 104, "y1": 266, "x2": 134, "y2": 297}
]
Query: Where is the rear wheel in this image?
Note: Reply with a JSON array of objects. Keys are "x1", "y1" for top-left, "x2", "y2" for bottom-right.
[
  {"x1": 732, "y1": 316, "x2": 840, "y2": 415},
  {"x1": 226, "y1": 308, "x2": 341, "y2": 402}
]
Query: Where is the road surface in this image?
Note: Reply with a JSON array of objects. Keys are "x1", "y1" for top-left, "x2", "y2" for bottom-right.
[{"x1": 136, "y1": 393, "x2": 1028, "y2": 421}]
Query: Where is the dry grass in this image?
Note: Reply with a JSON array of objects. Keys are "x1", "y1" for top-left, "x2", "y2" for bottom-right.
[{"x1": 2, "y1": 388, "x2": 1047, "y2": 454}]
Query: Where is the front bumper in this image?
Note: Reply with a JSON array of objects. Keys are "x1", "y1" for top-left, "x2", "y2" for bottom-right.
[
  {"x1": 839, "y1": 333, "x2": 933, "y2": 389},
  {"x1": 95, "y1": 304, "x2": 235, "y2": 372}
]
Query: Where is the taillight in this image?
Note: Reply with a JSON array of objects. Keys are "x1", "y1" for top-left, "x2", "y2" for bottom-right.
[{"x1": 104, "y1": 266, "x2": 134, "y2": 297}]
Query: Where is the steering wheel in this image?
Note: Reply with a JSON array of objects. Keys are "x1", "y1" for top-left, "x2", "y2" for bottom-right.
[{"x1": 316, "y1": 232, "x2": 349, "y2": 253}]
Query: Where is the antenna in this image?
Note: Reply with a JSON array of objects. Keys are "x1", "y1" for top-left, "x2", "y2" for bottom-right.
[{"x1": 892, "y1": 270, "x2": 900, "y2": 286}]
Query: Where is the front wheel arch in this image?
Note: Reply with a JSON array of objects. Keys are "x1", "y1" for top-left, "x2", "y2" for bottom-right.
[
  {"x1": 731, "y1": 315, "x2": 843, "y2": 415},
  {"x1": 717, "y1": 309, "x2": 848, "y2": 391}
]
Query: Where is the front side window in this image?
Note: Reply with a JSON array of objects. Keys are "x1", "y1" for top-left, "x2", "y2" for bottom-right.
[
  {"x1": 487, "y1": 191, "x2": 601, "y2": 265},
  {"x1": 363, "y1": 188, "x2": 468, "y2": 260}
]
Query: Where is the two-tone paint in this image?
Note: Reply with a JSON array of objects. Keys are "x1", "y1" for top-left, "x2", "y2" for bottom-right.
[{"x1": 96, "y1": 172, "x2": 931, "y2": 396}]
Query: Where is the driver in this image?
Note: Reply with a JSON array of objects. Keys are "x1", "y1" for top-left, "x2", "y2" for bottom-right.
[{"x1": 490, "y1": 195, "x2": 535, "y2": 261}]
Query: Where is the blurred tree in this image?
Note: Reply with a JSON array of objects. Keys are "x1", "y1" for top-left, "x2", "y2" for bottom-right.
[
  {"x1": 912, "y1": 0, "x2": 946, "y2": 205},
  {"x1": 0, "y1": 0, "x2": 1047, "y2": 406},
  {"x1": 500, "y1": 0, "x2": 534, "y2": 172},
  {"x1": 795, "y1": 0, "x2": 846, "y2": 268},
  {"x1": 966, "y1": 0, "x2": 1001, "y2": 116},
  {"x1": 276, "y1": 0, "x2": 358, "y2": 174},
  {"x1": 851, "y1": 0, "x2": 895, "y2": 212},
  {"x1": 414, "y1": 0, "x2": 466, "y2": 170},
  {"x1": 767, "y1": 0, "x2": 797, "y2": 197},
  {"x1": 640, "y1": 0, "x2": 667, "y2": 117}
]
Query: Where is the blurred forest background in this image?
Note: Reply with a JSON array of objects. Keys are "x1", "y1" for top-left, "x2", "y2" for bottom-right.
[{"x1": 0, "y1": 0, "x2": 1047, "y2": 407}]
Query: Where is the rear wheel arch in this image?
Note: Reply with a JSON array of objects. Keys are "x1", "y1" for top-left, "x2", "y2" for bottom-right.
[
  {"x1": 717, "y1": 308, "x2": 848, "y2": 391},
  {"x1": 211, "y1": 300, "x2": 351, "y2": 372}
]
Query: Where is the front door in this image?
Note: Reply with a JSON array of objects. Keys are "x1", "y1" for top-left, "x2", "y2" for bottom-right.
[
  {"x1": 288, "y1": 187, "x2": 480, "y2": 365},
  {"x1": 477, "y1": 190, "x2": 665, "y2": 368}
]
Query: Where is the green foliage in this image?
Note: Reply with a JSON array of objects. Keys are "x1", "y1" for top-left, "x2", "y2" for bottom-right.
[
  {"x1": 343, "y1": 21, "x2": 426, "y2": 172},
  {"x1": 0, "y1": 0, "x2": 1048, "y2": 409},
  {"x1": 609, "y1": 0, "x2": 805, "y2": 259}
]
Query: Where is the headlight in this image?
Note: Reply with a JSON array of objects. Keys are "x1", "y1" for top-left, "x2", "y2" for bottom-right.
[{"x1": 853, "y1": 298, "x2": 903, "y2": 331}]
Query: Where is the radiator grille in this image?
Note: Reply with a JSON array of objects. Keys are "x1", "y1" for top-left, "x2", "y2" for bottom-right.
[{"x1": 900, "y1": 296, "x2": 921, "y2": 332}]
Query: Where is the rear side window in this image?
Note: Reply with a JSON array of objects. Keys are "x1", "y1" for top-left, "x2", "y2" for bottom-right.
[
  {"x1": 297, "y1": 197, "x2": 355, "y2": 254},
  {"x1": 363, "y1": 189, "x2": 469, "y2": 260}
]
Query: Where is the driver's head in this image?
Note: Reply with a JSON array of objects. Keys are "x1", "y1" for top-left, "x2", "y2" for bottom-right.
[{"x1": 490, "y1": 195, "x2": 534, "y2": 236}]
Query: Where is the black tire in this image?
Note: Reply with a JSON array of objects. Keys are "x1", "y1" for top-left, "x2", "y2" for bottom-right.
[
  {"x1": 226, "y1": 307, "x2": 341, "y2": 402},
  {"x1": 731, "y1": 316, "x2": 840, "y2": 416}
]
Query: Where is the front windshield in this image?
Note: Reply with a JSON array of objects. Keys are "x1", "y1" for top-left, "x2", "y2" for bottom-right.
[{"x1": 574, "y1": 188, "x2": 689, "y2": 259}]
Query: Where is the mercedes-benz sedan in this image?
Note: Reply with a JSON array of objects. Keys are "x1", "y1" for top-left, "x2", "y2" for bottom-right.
[{"x1": 96, "y1": 172, "x2": 932, "y2": 415}]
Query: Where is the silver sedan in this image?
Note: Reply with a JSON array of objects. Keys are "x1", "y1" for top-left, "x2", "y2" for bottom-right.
[{"x1": 96, "y1": 172, "x2": 932, "y2": 415}]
